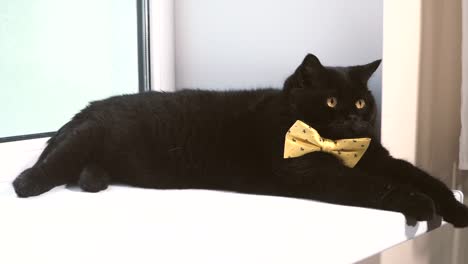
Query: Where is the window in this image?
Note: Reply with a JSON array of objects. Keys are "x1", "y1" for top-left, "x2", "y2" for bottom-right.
[{"x1": 0, "y1": 0, "x2": 151, "y2": 141}]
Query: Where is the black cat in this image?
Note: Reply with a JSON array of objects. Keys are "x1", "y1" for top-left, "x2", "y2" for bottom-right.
[{"x1": 13, "y1": 54, "x2": 468, "y2": 227}]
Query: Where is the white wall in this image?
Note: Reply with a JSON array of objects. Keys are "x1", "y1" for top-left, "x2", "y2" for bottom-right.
[
  {"x1": 380, "y1": 0, "x2": 422, "y2": 164},
  {"x1": 174, "y1": 0, "x2": 382, "y2": 128}
]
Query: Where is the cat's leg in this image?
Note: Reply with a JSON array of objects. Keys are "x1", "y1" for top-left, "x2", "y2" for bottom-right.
[
  {"x1": 362, "y1": 156, "x2": 468, "y2": 227},
  {"x1": 78, "y1": 164, "x2": 110, "y2": 193},
  {"x1": 13, "y1": 120, "x2": 102, "y2": 197},
  {"x1": 356, "y1": 142, "x2": 468, "y2": 227},
  {"x1": 34, "y1": 120, "x2": 77, "y2": 164},
  {"x1": 275, "y1": 152, "x2": 437, "y2": 221}
]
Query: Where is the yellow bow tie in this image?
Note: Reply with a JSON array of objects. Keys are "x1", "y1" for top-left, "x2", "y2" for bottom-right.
[{"x1": 283, "y1": 120, "x2": 371, "y2": 168}]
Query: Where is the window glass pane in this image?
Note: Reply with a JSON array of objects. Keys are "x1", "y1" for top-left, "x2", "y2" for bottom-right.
[{"x1": 0, "y1": 0, "x2": 138, "y2": 138}]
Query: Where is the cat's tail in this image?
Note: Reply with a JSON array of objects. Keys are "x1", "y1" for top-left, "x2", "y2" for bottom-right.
[{"x1": 13, "y1": 117, "x2": 104, "y2": 197}]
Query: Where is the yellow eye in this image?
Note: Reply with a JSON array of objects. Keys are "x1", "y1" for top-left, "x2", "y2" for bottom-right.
[
  {"x1": 326, "y1": 97, "x2": 338, "y2": 108},
  {"x1": 355, "y1": 99, "x2": 366, "y2": 109}
]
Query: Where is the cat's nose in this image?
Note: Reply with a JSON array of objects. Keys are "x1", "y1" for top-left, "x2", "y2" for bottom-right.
[{"x1": 348, "y1": 114, "x2": 361, "y2": 122}]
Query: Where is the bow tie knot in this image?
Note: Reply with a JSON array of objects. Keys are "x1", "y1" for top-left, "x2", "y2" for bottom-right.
[{"x1": 320, "y1": 139, "x2": 338, "y2": 151}]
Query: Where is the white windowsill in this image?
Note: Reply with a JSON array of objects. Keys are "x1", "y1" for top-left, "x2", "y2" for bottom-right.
[{"x1": 0, "y1": 138, "x2": 461, "y2": 264}]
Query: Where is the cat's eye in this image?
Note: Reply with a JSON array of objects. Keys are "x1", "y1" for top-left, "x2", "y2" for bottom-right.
[
  {"x1": 355, "y1": 99, "x2": 366, "y2": 109},
  {"x1": 326, "y1": 97, "x2": 338, "y2": 108}
]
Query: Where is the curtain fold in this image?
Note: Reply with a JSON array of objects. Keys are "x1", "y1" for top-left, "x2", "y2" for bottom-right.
[{"x1": 461, "y1": 0, "x2": 468, "y2": 170}]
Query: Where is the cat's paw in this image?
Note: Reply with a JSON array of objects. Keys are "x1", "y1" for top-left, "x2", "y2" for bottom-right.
[
  {"x1": 13, "y1": 167, "x2": 54, "y2": 198},
  {"x1": 383, "y1": 190, "x2": 436, "y2": 221},
  {"x1": 78, "y1": 176, "x2": 109, "y2": 193},
  {"x1": 78, "y1": 164, "x2": 110, "y2": 193},
  {"x1": 401, "y1": 192, "x2": 436, "y2": 221},
  {"x1": 441, "y1": 202, "x2": 468, "y2": 228}
]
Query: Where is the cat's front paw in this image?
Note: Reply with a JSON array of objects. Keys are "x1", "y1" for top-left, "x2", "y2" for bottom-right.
[
  {"x1": 383, "y1": 190, "x2": 436, "y2": 221},
  {"x1": 401, "y1": 192, "x2": 436, "y2": 221},
  {"x1": 441, "y1": 202, "x2": 468, "y2": 228},
  {"x1": 13, "y1": 167, "x2": 54, "y2": 198}
]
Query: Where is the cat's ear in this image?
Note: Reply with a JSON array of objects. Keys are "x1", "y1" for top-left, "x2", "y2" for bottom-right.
[
  {"x1": 300, "y1": 53, "x2": 324, "y2": 76},
  {"x1": 351, "y1": 59, "x2": 381, "y2": 84},
  {"x1": 284, "y1": 54, "x2": 324, "y2": 92}
]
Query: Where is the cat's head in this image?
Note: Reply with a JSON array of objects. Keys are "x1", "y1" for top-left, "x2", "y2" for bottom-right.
[{"x1": 283, "y1": 54, "x2": 381, "y2": 139}]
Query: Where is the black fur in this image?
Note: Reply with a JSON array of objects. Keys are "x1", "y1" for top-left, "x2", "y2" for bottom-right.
[{"x1": 13, "y1": 54, "x2": 468, "y2": 227}]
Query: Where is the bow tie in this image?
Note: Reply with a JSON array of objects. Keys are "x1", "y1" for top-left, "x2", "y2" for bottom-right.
[{"x1": 283, "y1": 120, "x2": 371, "y2": 168}]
